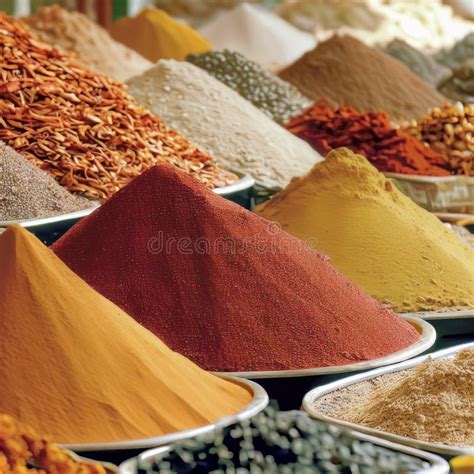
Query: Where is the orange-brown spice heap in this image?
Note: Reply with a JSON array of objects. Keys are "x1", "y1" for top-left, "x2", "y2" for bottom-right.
[
  {"x1": 0, "y1": 13, "x2": 235, "y2": 200},
  {"x1": 287, "y1": 101, "x2": 451, "y2": 177}
]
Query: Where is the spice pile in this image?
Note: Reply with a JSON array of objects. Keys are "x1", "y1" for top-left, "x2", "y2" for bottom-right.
[
  {"x1": 316, "y1": 349, "x2": 474, "y2": 447},
  {"x1": 402, "y1": 103, "x2": 474, "y2": 176},
  {"x1": 279, "y1": 0, "x2": 474, "y2": 52},
  {"x1": 440, "y1": 61, "x2": 474, "y2": 104},
  {"x1": 0, "y1": 13, "x2": 234, "y2": 201},
  {"x1": 0, "y1": 142, "x2": 92, "y2": 222},
  {"x1": 21, "y1": 5, "x2": 152, "y2": 82},
  {"x1": 286, "y1": 101, "x2": 451, "y2": 177},
  {"x1": 52, "y1": 164, "x2": 419, "y2": 372},
  {"x1": 0, "y1": 413, "x2": 107, "y2": 473},
  {"x1": 385, "y1": 39, "x2": 451, "y2": 88},
  {"x1": 0, "y1": 225, "x2": 251, "y2": 443},
  {"x1": 110, "y1": 7, "x2": 211, "y2": 62},
  {"x1": 199, "y1": 3, "x2": 315, "y2": 70},
  {"x1": 437, "y1": 33, "x2": 474, "y2": 69},
  {"x1": 187, "y1": 49, "x2": 312, "y2": 125},
  {"x1": 279, "y1": 35, "x2": 444, "y2": 121},
  {"x1": 138, "y1": 405, "x2": 433, "y2": 473},
  {"x1": 257, "y1": 148, "x2": 474, "y2": 312},
  {"x1": 127, "y1": 60, "x2": 321, "y2": 190}
]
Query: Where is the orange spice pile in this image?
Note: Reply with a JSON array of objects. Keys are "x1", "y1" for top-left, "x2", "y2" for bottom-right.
[
  {"x1": 0, "y1": 13, "x2": 236, "y2": 200},
  {"x1": 286, "y1": 100, "x2": 452, "y2": 177},
  {"x1": 0, "y1": 413, "x2": 106, "y2": 473}
]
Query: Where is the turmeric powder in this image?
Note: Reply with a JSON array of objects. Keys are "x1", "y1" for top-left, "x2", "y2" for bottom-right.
[
  {"x1": 110, "y1": 7, "x2": 212, "y2": 62},
  {"x1": 257, "y1": 148, "x2": 474, "y2": 312},
  {"x1": 0, "y1": 226, "x2": 251, "y2": 444}
]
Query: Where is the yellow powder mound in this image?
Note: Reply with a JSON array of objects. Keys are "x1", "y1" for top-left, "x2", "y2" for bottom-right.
[
  {"x1": 257, "y1": 148, "x2": 474, "y2": 312},
  {"x1": 110, "y1": 7, "x2": 212, "y2": 62},
  {"x1": 0, "y1": 226, "x2": 251, "y2": 444}
]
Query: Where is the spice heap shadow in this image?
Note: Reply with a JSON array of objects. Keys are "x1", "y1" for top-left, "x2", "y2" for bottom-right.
[
  {"x1": 280, "y1": 35, "x2": 445, "y2": 121},
  {"x1": 316, "y1": 348, "x2": 474, "y2": 447},
  {"x1": 0, "y1": 142, "x2": 92, "y2": 222},
  {"x1": 110, "y1": 7, "x2": 211, "y2": 62},
  {"x1": 138, "y1": 405, "x2": 434, "y2": 473},
  {"x1": 0, "y1": 13, "x2": 234, "y2": 200},
  {"x1": 0, "y1": 225, "x2": 251, "y2": 444},
  {"x1": 257, "y1": 148, "x2": 474, "y2": 312},
  {"x1": 52, "y1": 164, "x2": 419, "y2": 373},
  {"x1": 127, "y1": 60, "x2": 322, "y2": 190},
  {"x1": 187, "y1": 49, "x2": 312, "y2": 125},
  {"x1": 22, "y1": 5, "x2": 152, "y2": 82},
  {"x1": 286, "y1": 100, "x2": 451, "y2": 177}
]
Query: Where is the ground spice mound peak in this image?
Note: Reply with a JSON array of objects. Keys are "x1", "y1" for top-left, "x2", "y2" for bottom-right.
[
  {"x1": 53, "y1": 164, "x2": 419, "y2": 372},
  {"x1": 279, "y1": 35, "x2": 444, "y2": 121},
  {"x1": 257, "y1": 148, "x2": 474, "y2": 312},
  {"x1": 0, "y1": 13, "x2": 234, "y2": 200},
  {"x1": 0, "y1": 225, "x2": 251, "y2": 444},
  {"x1": 323, "y1": 349, "x2": 474, "y2": 447}
]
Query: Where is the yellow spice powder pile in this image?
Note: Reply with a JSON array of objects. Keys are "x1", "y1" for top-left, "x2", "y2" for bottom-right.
[
  {"x1": 0, "y1": 225, "x2": 251, "y2": 444},
  {"x1": 331, "y1": 349, "x2": 474, "y2": 447},
  {"x1": 257, "y1": 147, "x2": 474, "y2": 312}
]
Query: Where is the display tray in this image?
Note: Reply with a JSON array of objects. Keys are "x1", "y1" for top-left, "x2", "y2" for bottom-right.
[
  {"x1": 216, "y1": 317, "x2": 435, "y2": 379},
  {"x1": 385, "y1": 172, "x2": 474, "y2": 213},
  {"x1": 402, "y1": 309, "x2": 474, "y2": 338},
  {"x1": 68, "y1": 450, "x2": 118, "y2": 473},
  {"x1": 62, "y1": 376, "x2": 267, "y2": 453},
  {"x1": 303, "y1": 343, "x2": 474, "y2": 457},
  {"x1": 214, "y1": 174, "x2": 255, "y2": 196},
  {"x1": 119, "y1": 425, "x2": 450, "y2": 474}
]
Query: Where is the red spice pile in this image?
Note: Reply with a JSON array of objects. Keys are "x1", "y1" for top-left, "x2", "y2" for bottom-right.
[
  {"x1": 52, "y1": 165, "x2": 419, "y2": 372},
  {"x1": 287, "y1": 101, "x2": 452, "y2": 177}
]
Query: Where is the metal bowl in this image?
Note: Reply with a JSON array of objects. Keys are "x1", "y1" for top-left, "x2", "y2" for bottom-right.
[
  {"x1": 119, "y1": 423, "x2": 450, "y2": 474},
  {"x1": 62, "y1": 376, "x2": 268, "y2": 453},
  {"x1": 303, "y1": 343, "x2": 474, "y2": 457},
  {"x1": 67, "y1": 450, "x2": 118, "y2": 473}
]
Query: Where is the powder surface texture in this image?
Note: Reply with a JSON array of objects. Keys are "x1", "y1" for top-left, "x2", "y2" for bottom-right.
[
  {"x1": 0, "y1": 225, "x2": 251, "y2": 444},
  {"x1": 384, "y1": 39, "x2": 451, "y2": 88},
  {"x1": 110, "y1": 7, "x2": 211, "y2": 62},
  {"x1": 279, "y1": 0, "x2": 474, "y2": 52},
  {"x1": 315, "y1": 349, "x2": 474, "y2": 447},
  {"x1": 257, "y1": 148, "x2": 474, "y2": 312},
  {"x1": 199, "y1": 3, "x2": 315, "y2": 70},
  {"x1": 52, "y1": 164, "x2": 419, "y2": 373},
  {"x1": 127, "y1": 60, "x2": 322, "y2": 190},
  {"x1": 0, "y1": 142, "x2": 91, "y2": 221},
  {"x1": 279, "y1": 35, "x2": 445, "y2": 121},
  {"x1": 0, "y1": 13, "x2": 234, "y2": 200},
  {"x1": 286, "y1": 100, "x2": 451, "y2": 177},
  {"x1": 187, "y1": 49, "x2": 312, "y2": 125},
  {"x1": 22, "y1": 6, "x2": 152, "y2": 82}
]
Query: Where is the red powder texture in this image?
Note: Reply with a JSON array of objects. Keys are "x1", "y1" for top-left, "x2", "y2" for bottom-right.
[
  {"x1": 287, "y1": 101, "x2": 452, "y2": 177},
  {"x1": 52, "y1": 165, "x2": 420, "y2": 372}
]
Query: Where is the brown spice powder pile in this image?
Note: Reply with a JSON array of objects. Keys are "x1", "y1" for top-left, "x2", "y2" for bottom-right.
[
  {"x1": 22, "y1": 6, "x2": 152, "y2": 82},
  {"x1": 280, "y1": 35, "x2": 445, "y2": 122},
  {"x1": 0, "y1": 13, "x2": 235, "y2": 200},
  {"x1": 316, "y1": 349, "x2": 474, "y2": 447}
]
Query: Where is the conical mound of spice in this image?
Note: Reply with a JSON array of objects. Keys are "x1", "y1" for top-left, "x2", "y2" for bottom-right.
[
  {"x1": 0, "y1": 13, "x2": 234, "y2": 201},
  {"x1": 279, "y1": 35, "x2": 445, "y2": 121},
  {"x1": 257, "y1": 148, "x2": 474, "y2": 312},
  {"x1": 110, "y1": 7, "x2": 211, "y2": 62},
  {"x1": 52, "y1": 165, "x2": 419, "y2": 372},
  {"x1": 21, "y1": 5, "x2": 152, "y2": 82},
  {"x1": 0, "y1": 142, "x2": 91, "y2": 221},
  {"x1": 0, "y1": 226, "x2": 252, "y2": 444}
]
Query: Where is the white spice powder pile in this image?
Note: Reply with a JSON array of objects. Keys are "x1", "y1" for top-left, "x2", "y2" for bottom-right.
[
  {"x1": 0, "y1": 142, "x2": 92, "y2": 222},
  {"x1": 315, "y1": 349, "x2": 474, "y2": 447},
  {"x1": 127, "y1": 60, "x2": 322, "y2": 190}
]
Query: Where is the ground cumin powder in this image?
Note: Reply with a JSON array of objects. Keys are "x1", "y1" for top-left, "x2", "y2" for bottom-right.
[
  {"x1": 0, "y1": 226, "x2": 251, "y2": 444},
  {"x1": 279, "y1": 35, "x2": 444, "y2": 121},
  {"x1": 257, "y1": 148, "x2": 474, "y2": 312},
  {"x1": 110, "y1": 7, "x2": 211, "y2": 62},
  {"x1": 317, "y1": 349, "x2": 474, "y2": 447}
]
